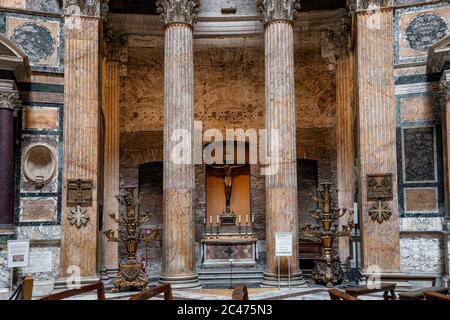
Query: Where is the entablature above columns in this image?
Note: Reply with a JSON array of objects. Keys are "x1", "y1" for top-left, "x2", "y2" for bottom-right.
[{"x1": 156, "y1": 0, "x2": 201, "y2": 27}]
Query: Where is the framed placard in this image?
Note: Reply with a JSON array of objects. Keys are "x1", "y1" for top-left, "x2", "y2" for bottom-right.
[
  {"x1": 7, "y1": 240, "x2": 30, "y2": 268},
  {"x1": 275, "y1": 232, "x2": 293, "y2": 257}
]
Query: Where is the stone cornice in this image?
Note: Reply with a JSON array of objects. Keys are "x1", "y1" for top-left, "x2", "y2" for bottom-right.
[
  {"x1": 156, "y1": 0, "x2": 201, "y2": 27},
  {"x1": 256, "y1": 0, "x2": 300, "y2": 24},
  {"x1": 0, "y1": 90, "x2": 20, "y2": 110},
  {"x1": 64, "y1": 0, "x2": 102, "y2": 18}
]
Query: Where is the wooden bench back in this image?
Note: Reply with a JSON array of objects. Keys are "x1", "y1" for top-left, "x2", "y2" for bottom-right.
[
  {"x1": 329, "y1": 289, "x2": 359, "y2": 300},
  {"x1": 129, "y1": 284, "x2": 173, "y2": 300},
  {"x1": 40, "y1": 281, "x2": 106, "y2": 300},
  {"x1": 424, "y1": 291, "x2": 450, "y2": 300},
  {"x1": 232, "y1": 285, "x2": 249, "y2": 300}
]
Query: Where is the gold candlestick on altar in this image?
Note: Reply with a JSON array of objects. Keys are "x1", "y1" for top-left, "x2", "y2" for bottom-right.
[
  {"x1": 300, "y1": 182, "x2": 354, "y2": 287},
  {"x1": 104, "y1": 187, "x2": 156, "y2": 292}
]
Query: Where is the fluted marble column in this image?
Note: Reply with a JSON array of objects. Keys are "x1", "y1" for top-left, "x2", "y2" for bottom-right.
[
  {"x1": 336, "y1": 50, "x2": 355, "y2": 263},
  {"x1": 0, "y1": 83, "x2": 20, "y2": 226},
  {"x1": 257, "y1": 0, "x2": 304, "y2": 287},
  {"x1": 157, "y1": 0, "x2": 201, "y2": 288},
  {"x1": 356, "y1": 6, "x2": 400, "y2": 272},
  {"x1": 58, "y1": 6, "x2": 101, "y2": 287},
  {"x1": 101, "y1": 59, "x2": 120, "y2": 278}
]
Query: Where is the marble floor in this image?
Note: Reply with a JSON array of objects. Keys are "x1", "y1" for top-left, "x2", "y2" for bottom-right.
[{"x1": 1, "y1": 285, "x2": 385, "y2": 300}]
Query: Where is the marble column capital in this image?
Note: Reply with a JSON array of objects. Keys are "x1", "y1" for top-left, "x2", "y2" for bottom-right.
[
  {"x1": 356, "y1": 0, "x2": 393, "y2": 11},
  {"x1": 256, "y1": 0, "x2": 300, "y2": 24},
  {"x1": 0, "y1": 90, "x2": 20, "y2": 111},
  {"x1": 156, "y1": 0, "x2": 201, "y2": 27},
  {"x1": 64, "y1": 0, "x2": 102, "y2": 17},
  {"x1": 441, "y1": 80, "x2": 450, "y2": 100}
]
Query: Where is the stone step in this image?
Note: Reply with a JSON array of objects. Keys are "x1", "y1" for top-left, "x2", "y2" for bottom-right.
[{"x1": 198, "y1": 268, "x2": 264, "y2": 288}]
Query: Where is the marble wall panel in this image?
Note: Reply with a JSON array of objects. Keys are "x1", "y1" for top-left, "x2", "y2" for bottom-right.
[
  {"x1": 23, "y1": 107, "x2": 59, "y2": 130},
  {"x1": 400, "y1": 217, "x2": 444, "y2": 231},
  {"x1": 20, "y1": 197, "x2": 57, "y2": 222},
  {"x1": 0, "y1": 12, "x2": 63, "y2": 72},
  {"x1": 395, "y1": 2, "x2": 450, "y2": 65},
  {"x1": 404, "y1": 188, "x2": 438, "y2": 212},
  {"x1": 16, "y1": 225, "x2": 61, "y2": 241},
  {"x1": 400, "y1": 95, "x2": 435, "y2": 122},
  {"x1": 400, "y1": 236, "x2": 444, "y2": 273}
]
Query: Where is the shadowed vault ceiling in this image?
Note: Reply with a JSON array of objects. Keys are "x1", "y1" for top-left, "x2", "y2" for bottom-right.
[{"x1": 108, "y1": 0, "x2": 346, "y2": 15}]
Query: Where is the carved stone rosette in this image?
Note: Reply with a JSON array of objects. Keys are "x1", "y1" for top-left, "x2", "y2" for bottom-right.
[
  {"x1": 256, "y1": 0, "x2": 300, "y2": 24},
  {"x1": 156, "y1": 0, "x2": 201, "y2": 26},
  {"x1": 0, "y1": 91, "x2": 21, "y2": 110}
]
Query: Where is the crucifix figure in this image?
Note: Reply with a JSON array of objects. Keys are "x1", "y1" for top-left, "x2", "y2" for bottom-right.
[{"x1": 208, "y1": 164, "x2": 245, "y2": 213}]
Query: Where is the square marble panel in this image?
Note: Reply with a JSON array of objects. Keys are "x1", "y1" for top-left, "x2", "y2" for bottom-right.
[
  {"x1": 23, "y1": 107, "x2": 59, "y2": 131},
  {"x1": 404, "y1": 187, "x2": 438, "y2": 213},
  {"x1": 19, "y1": 197, "x2": 57, "y2": 223},
  {"x1": 395, "y1": 3, "x2": 450, "y2": 65},
  {"x1": 400, "y1": 95, "x2": 435, "y2": 122},
  {"x1": 3, "y1": 14, "x2": 63, "y2": 72}
]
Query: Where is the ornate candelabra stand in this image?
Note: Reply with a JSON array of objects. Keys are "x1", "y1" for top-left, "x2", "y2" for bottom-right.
[
  {"x1": 104, "y1": 187, "x2": 152, "y2": 292},
  {"x1": 300, "y1": 182, "x2": 354, "y2": 287}
]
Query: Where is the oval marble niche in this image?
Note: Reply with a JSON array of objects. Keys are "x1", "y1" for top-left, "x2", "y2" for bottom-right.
[{"x1": 23, "y1": 144, "x2": 56, "y2": 187}]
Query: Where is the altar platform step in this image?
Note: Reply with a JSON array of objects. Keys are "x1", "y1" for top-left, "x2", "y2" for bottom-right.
[{"x1": 198, "y1": 268, "x2": 264, "y2": 288}]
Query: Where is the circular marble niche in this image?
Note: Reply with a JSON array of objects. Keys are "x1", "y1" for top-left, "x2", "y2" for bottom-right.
[{"x1": 23, "y1": 144, "x2": 56, "y2": 187}]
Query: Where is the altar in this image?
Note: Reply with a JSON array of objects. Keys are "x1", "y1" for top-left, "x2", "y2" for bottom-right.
[{"x1": 201, "y1": 141, "x2": 258, "y2": 269}]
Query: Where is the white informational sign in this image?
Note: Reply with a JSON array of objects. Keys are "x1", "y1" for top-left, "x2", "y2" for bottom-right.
[
  {"x1": 275, "y1": 232, "x2": 293, "y2": 257},
  {"x1": 7, "y1": 240, "x2": 30, "y2": 268}
]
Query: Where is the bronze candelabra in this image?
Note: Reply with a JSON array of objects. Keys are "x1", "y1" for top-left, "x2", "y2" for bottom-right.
[
  {"x1": 104, "y1": 186, "x2": 153, "y2": 292},
  {"x1": 300, "y1": 182, "x2": 354, "y2": 287}
]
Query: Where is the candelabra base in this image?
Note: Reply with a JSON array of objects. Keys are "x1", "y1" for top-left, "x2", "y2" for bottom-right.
[
  {"x1": 111, "y1": 259, "x2": 148, "y2": 293},
  {"x1": 311, "y1": 257, "x2": 344, "y2": 288},
  {"x1": 261, "y1": 272, "x2": 306, "y2": 288}
]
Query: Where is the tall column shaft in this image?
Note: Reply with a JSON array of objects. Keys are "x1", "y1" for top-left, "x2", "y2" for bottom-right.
[
  {"x1": 160, "y1": 23, "x2": 199, "y2": 288},
  {"x1": 356, "y1": 8, "x2": 400, "y2": 272},
  {"x1": 336, "y1": 52, "x2": 355, "y2": 262},
  {"x1": 101, "y1": 60, "x2": 120, "y2": 275},
  {"x1": 261, "y1": 17, "x2": 303, "y2": 286},
  {"x1": 59, "y1": 16, "x2": 100, "y2": 283},
  {"x1": 0, "y1": 89, "x2": 19, "y2": 226}
]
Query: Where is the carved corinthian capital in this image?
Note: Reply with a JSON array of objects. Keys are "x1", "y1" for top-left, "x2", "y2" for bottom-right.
[
  {"x1": 0, "y1": 91, "x2": 21, "y2": 110},
  {"x1": 256, "y1": 0, "x2": 301, "y2": 24},
  {"x1": 64, "y1": 0, "x2": 101, "y2": 17},
  {"x1": 156, "y1": 0, "x2": 201, "y2": 26},
  {"x1": 441, "y1": 81, "x2": 450, "y2": 100}
]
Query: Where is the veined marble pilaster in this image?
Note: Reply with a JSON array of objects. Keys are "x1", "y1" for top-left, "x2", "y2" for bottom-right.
[
  {"x1": 101, "y1": 59, "x2": 120, "y2": 277},
  {"x1": 258, "y1": 0, "x2": 304, "y2": 287},
  {"x1": 336, "y1": 51, "x2": 355, "y2": 263},
  {"x1": 158, "y1": 0, "x2": 201, "y2": 288},
  {"x1": 58, "y1": 15, "x2": 100, "y2": 285},
  {"x1": 0, "y1": 85, "x2": 20, "y2": 226},
  {"x1": 356, "y1": 8, "x2": 400, "y2": 272}
]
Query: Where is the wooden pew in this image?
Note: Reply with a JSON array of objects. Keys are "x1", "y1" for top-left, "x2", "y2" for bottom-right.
[
  {"x1": 232, "y1": 285, "x2": 249, "y2": 300},
  {"x1": 40, "y1": 282, "x2": 106, "y2": 300},
  {"x1": 328, "y1": 289, "x2": 359, "y2": 300},
  {"x1": 129, "y1": 284, "x2": 173, "y2": 300},
  {"x1": 423, "y1": 291, "x2": 450, "y2": 300}
]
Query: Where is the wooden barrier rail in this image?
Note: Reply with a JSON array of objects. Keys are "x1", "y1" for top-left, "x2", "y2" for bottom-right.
[
  {"x1": 328, "y1": 289, "x2": 359, "y2": 300},
  {"x1": 423, "y1": 291, "x2": 450, "y2": 300},
  {"x1": 129, "y1": 284, "x2": 173, "y2": 300},
  {"x1": 40, "y1": 282, "x2": 106, "y2": 300}
]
